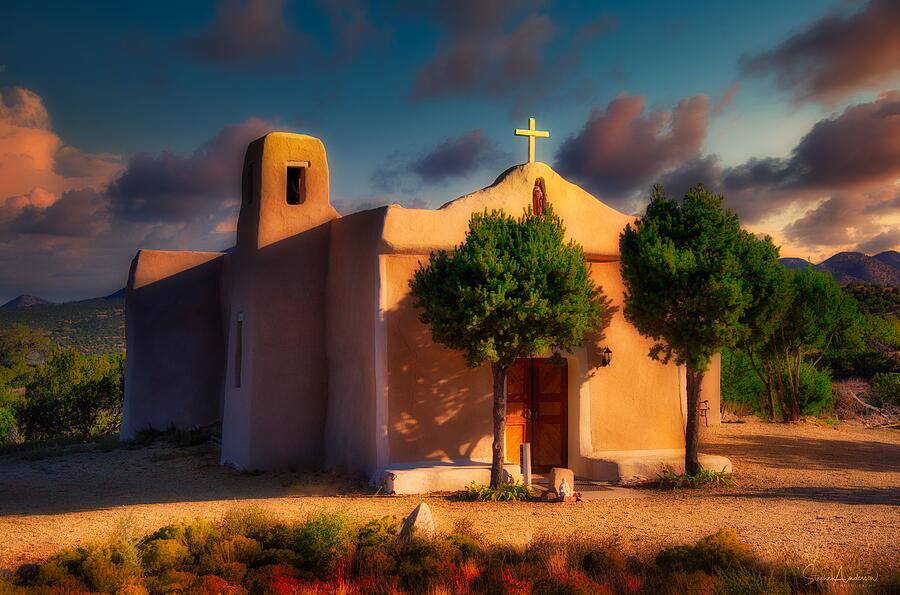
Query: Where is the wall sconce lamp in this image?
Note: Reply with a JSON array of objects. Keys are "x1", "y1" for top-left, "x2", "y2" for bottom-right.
[{"x1": 599, "y1": 347, "x2": 613, "y2": 367}]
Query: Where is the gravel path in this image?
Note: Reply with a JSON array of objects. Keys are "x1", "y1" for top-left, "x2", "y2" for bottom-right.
[{"x1": 1, "y1": 419, "x2": 897, "y2": 571}]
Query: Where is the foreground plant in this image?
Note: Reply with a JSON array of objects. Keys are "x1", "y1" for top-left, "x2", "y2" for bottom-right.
[
  {"x1": 5, "y1": 510, "x2": 897, "y2": 594},
  {"x1": 454, "y1": 481, "x2": 533, "y2": 502},
  {"x1": 658, "y1": 467, "x2": 736, "y2": 489}
]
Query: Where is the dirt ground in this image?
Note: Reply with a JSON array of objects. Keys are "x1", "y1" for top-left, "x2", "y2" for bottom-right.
[{"x1": 1, "y1": 419, "x2": 898, "y2": 572}]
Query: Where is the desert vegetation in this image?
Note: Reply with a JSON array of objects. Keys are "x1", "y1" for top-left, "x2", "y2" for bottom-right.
[
  {"x1": 721, "y1": 280, "x2": 899, "y2": 424},
  {"x1": 3, "y1": 509, "x2": 895, "y2": 594},
  {"x1": 0, "y1": 325, "x2": 124, "y2": 446}
]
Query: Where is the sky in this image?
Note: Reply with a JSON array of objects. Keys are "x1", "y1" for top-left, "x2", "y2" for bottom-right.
[{"x1": 1, "y1": 0, "x2": 899, "y2": 302}]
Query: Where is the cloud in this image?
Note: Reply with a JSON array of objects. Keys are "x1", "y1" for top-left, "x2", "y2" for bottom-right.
[
  {"x1": 856, "y1": 228, "x2": 900, "y2": 254},
  {"x1": 183, "y1": 0, "x2": 305, "y2": 68},
  {"x1": 554, "y1": 93, "x2": 710, "y2": 209},
  {"x1": 782, "y1": 194, "x2": 876, "y2": 248},
  {"x1": 713, "y1": 83, "x2": 740, "y2": 115},
  {"x1": 411, "y1": 1, "x2": 614, "y2": 110},
  {"x1": 107, "y1": 118, "x2": 273, "y2": 222},
  {"x1": 713, "y1": 91, "x2": 900, "y2": 222},
  {"x1": 411, "y1": 129, "x2": 504, "y2": 184},
  {"x1": 372, "y1": 129, "x2": 507, "y2": 192},
  {"x1": 0, "y1": 87, "x2": 274, "y2": 301},
  {"x1": 0, "y1": 87, "x2": 126, "y2": 202},
  {"x1": 0, "y1": 87, "x2": 50, "y2": 129},
  {"x1": 656, "y1": 155, "x2": 724, "y2": 199},
  {"x1": 10, "y1": 188, "x2": 108, "y2": 238},
  {"x1": 740, "y1": 0, "x2": 900, "y2": 104},
  {"x1": 318, "y1": 0, "x2": 389, "y2": 61}
]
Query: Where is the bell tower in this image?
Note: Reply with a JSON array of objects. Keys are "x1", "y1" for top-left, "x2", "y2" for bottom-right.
[{"x1": 236, "y1": 132, "x2": 339, "y2": 252}]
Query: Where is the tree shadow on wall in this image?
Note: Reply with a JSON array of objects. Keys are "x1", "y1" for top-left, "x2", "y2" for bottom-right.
[{"x1": 384, "y1": 285, "x2": 617, "y2": 464}]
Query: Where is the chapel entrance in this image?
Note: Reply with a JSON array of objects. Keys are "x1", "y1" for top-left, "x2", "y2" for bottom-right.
[{"x1": 505, "y1": 357, "x2": 568, "y2": 471}]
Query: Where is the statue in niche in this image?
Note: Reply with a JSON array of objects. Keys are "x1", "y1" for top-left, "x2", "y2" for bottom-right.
[{"x1": 532, "y1": 178, "x2": 548, "y2": 216}]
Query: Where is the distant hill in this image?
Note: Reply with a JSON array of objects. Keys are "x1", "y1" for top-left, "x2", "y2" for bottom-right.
[
  {"x1": 779, "y1": 257, "x2": 813, "y2": 271},
  {"x1": 873, "y1": 250, "x2": 900, "y2": 270},
  {"x1": 779, "y1": 251, "x2": 900, "y2": 286},
  {"x1": 1, "y1": 294, "x2": 51, "y2": 309},
  {"x1": 0, "y1": 291, "x2": 125, "y2": 354},
  {"x1": 817, "y1": 252, "x2": 900, "y2": 285}
]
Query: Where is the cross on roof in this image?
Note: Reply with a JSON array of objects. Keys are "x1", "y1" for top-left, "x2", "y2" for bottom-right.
[{"x1": 514, "y1": 117, "x2": 550, "y2": 163}]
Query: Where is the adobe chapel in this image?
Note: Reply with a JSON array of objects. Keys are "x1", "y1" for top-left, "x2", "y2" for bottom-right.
[{"x1": 120, "y1": 125, "x2": 730, "y2": 493}]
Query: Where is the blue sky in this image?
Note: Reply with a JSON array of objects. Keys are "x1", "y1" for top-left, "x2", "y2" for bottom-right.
[{"x1": 1, "y1": 0, "x2": 899, "y2": 301}]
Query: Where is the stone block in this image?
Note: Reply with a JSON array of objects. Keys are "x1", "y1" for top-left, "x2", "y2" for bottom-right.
[
  {"x1": 400, "y1": 502, "x2": 435, "y2": 539},
  {"x1": 549, "y1": 467, "x2": 575, "y2": 494}
]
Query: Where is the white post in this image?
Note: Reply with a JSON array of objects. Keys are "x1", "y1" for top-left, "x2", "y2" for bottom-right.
[{"x1": 520, "y1": 442, "x2": 532, "y2": 487}]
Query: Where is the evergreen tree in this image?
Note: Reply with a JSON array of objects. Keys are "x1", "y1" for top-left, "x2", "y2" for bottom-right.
[
  {"x1": 410, "y1": 207, "x2": 607, "y2": 487},
  {"x1": 619, "y1": 185, "x2": 779, "y2": 473}
]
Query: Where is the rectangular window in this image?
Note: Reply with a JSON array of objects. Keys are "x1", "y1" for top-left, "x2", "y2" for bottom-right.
[
  {"x1": 286, "y1": 164, "x2": 307, "y2": 205},
  {"x1": 235, "y1": 313, "x2": 244, "y2": 388}
]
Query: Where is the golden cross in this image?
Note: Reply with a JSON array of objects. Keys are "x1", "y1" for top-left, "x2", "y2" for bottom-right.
[{"x1": 514, "y1": 117, "x2": 550, "y2": 163}]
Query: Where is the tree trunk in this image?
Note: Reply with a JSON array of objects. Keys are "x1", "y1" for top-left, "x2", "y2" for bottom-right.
[
  {"x1": 490, "y1": 362, "x2": 508, "y2": 489},
  {"x1": 789, "y1": 347, "x2": 802, "y2": 421},
  {"x1": 685, "y1": 366, "x2": 703, "y2": 475},
  {"x1": 765, "y1": 385, "x2": 776, "y2": 422}
]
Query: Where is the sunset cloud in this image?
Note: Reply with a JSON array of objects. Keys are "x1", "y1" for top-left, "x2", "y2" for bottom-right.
[
  {"x1": 740, "y1": 0, "x2": 900, "y2": 104},
  {"x1": 107, "y1": 118, "x2": 272, "y2": 223},
  {"x1": 0, "y1": 87, "x2": 275, "y2": 300},
  {"x1": 183, "y1": 0, "x2": 305, "y2": 69},
  {"x1": 372, "y1": 129, "x2": 507, "y2": 192},
  {"x1": 411, "y1": 0, "x2": 614, "y2": 111},
  {"x1": 554, "y1": 93, "x2": 710, "y2": 210}
]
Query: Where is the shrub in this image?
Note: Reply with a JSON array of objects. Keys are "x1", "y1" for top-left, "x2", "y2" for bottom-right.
[
  {"x1": 580, "y1": 547, "x2": 627, "y2": 581},
  {"x1": 221, "y1": 505, "x2": 274, "y2": 540},
  {"x1": 872, "y1": 372, "x2": 900, "y2": 407},
  {"x1": 662, "y1": 571, "x2": 721, "y2": 595},
  {"x1": 793, "y1": 362, "x2": 835, "y2": 416},
  {"x1": 287, "y1": 513, "x2": 356, "y2": 578},
  {"x1": 658, "y1": 468, "x2": 735, "y2": 489},
  {"x1": 720, "y1": 347, "x2": 767, "y2": 416},
  {"x1": 354, "y1": 515, "x2": 398, "y2": 551},
  {"x1": 141, "y1": 538, "x2": 189, "y2": 573},
  {"x1": 79, "y1": 540, "x2": 143, "y2": 593},
  {"x1": 142, "y1": 518, "x2": 221, "y2": 562},
  {"x1": 455, "y1": 481, "x2": 533, "y2": 502},
  {"x1": 532, "y1": 572, "x2": 610, "y2": 594},
  {"x1": 445, "y1": 534, "x2": 480, "y2": 560},
  {"x1": 145, "y1": 568, "x2": 197, "y2": 593},
  {"x1": 17, "y1": 348, "x2": 124, "y2": 441},
  {"x1": 655, "y1": 529, "x2": 758, "y2": 574}
]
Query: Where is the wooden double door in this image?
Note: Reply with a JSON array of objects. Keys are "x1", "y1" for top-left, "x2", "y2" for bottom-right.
[{"x1": 505, "y1": 357, "x2": 568, "y2": 471}]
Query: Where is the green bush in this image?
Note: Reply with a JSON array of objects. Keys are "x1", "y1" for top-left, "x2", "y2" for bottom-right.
[
  {"x1": 287, "y1": 512, "x2": 356, "y2": 577},
  {"x1": 656, "y1": 529, "x2": 758, "y2": 574},
  {"x1": 141, "y1": 538, "x2": 189, "y2": 573},
  {"x1": 17, "y1": 348, "x2": 124, "y2": 441},
  {"x1": 720, "y1": 347, "x2": 767, "y2": 416},
  {"x1": 220, "y1": 505, "x2": 274, "y2": 540},
  {"x1": 658, "y1": 468, "x2": 735, "y2": 489},
  {"x1": 0, "y1": 386, "x2": 17, "y2": 444},
  {"x1": 455, "y1": 481, "x2": 533, "y2": 501},
  {"x1": 142, "y1": 518, "x2": 221, "y2": 563},
  {"x1": 78, "y1": 539, "x2": 143, "y2": 593},
  {"x1": 872, "y1": 372, "x2": 900, "y2": 407},
  {"x1": 793, "y1": 362, "x2": 835, "y2": 416},
  {"x1": 580, "y1": 546, "x2": 627, "y2": 580}
]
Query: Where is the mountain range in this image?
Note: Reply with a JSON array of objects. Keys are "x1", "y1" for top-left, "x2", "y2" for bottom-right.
[{"x1": 780, "y1": 250, "x2": 900, "y2": 286}]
